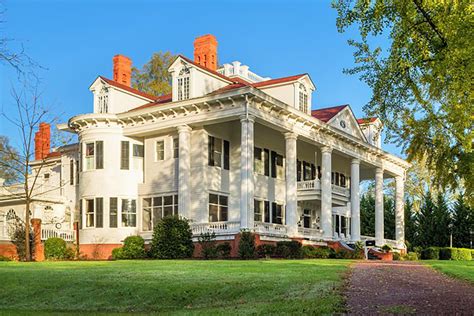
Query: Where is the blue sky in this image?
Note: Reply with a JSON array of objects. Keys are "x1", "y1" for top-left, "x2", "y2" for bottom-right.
[{"x1": 0, "y1": 0, "x2": 401, "y2": 156}]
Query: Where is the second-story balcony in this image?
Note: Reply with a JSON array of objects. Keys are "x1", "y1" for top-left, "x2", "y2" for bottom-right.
[{"x1": 297, "y1": 179, "x2": 350, "y2": 201}]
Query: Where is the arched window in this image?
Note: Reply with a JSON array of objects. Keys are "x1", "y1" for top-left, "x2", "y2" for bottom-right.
[
  {"x1": 6, "y1": 209, "x2": 16, "y2": 221},
  {"x1": 298, "y1": 84, "x2": 308, "y2": 113},
  {"x1": 98, "y1": 86, "x2": 109, "y2": 113},
  {"x1": 177, "y1": 67, "x2": 190, "y2": 101}
]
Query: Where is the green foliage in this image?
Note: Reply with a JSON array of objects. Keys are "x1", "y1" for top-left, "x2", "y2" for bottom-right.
[
  {"x1": 420, "y1": 247, "x2": 440, "y2": 260},
  {"x1": 111, "y1": 247, "x2": 124, "y2": 260},
  {"x1": 150, "y1": 216, "x2": 194, "y2": 259},
  {"x1": 10, "y1": 219, "x2": 35, "y2": 261},
  {"x1": 44, "y1": 237, "x2": 68, "y2": 260},
  {"x1": 198, "y1": 232, "x2": 218, "y2": 260},
  {"x1": 257, "y1": 244, "x2": 276, "y2": 258},
  {"x1": 333, "y1": 1, "x2": 474, "y2": 204},
  {"x1": 112, "y1": 236, "x2": 146, "y2": 260},
  {"x1": 216, "y1": 242, "x2": 232, "y2": 259},
  {"x1": 0, "y1": 135, "x2": 21, "y2": 184},
  {"x1": 0, "y1": 255, "x2": 12, "y2": 261},
  {"x1": 404, "y1": 198, "x2": 417, "y2": 250},
  {"x1": 332, "y1": 249, "x2": 355, "y2": 259},
  {"x1": 451, "y1": 195, "x2": 474, "y2": 248},
  {"x1": 132, "y1": 51, "x2": 175, "y2": 96},
  {"x1": 381, "y1": 244, "x2": 392, "y2": 253},
  {"x1": 404, "y1": 252, "x2": 419, "y2": 261},
  {"x1": 392, "y1": 252, "x2": 401, "y2": 261},
  {"x1": 360, "y1": 193, "x2": 396, "y2": 239},
  {"x1": 275, "y1": 241, "x2": 303, "y2": 259},
  {"x1": 238, "y1": 231, "x2": 256, "y2": 259},
  {"x1": 439, "y1": 247, "x2": 472, "y2": 261},
  {"x1": 302, "y1": 246, "x2": 331, "y2": 259}
]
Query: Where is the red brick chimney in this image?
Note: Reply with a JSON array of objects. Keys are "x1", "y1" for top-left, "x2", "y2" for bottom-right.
[
  {"x1": 113, "y1": 54, "x2": 132, "y2": 86},
  {"x1": 194, "y1": 34, "x2": 218, "y2": 71},
  {"x1": 34, "y1": 122, "x2": 51, "y2": 160}
]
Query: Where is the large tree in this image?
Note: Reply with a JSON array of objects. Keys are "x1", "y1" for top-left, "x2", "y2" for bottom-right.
[
  {"x1": 333, "y1": 1, "x2": 474, "y2": 205},
  {"x1": 0, "y1": 136, "x2": 20, "y2": 184},
  {"x1": 360, "y1": 193, "x2": 396, "y2": 239},
  {"x1": 132, "y1": 51, "x2": 175, "y2": 96},
  {"x1": 451, "y1": 195, "x2": 473, "y2": 248}
]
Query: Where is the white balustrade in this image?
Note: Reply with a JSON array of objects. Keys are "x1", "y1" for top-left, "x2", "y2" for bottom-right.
[
  {"x1": 297, "y1": 179, "x2": 321, "y2": 191},
  {"x1": 332, "y1": 184, "x2": 350, "y2": 197},
  {"x1": 191, "y1": 221, "x2": 240, "y2": 235},
  {"x1": 254, "y1": 222, "x2": 287, "y2": 236},
  {"x1": 297, "y1": 227, "x2": 323, "y2": 239},
  {"x1": 41, "y1": 228, "x2": 75, "y2": 242}
]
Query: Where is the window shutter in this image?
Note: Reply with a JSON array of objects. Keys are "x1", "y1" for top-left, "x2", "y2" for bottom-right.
[
  {"x1": 79, "y1": 143, "x2": 83, "y2": 172},
  {"x1": 96, "y1": 141, "x2": 104, "y2": 169},
  {"x1": 297, "y1": 160, "x2": 302, "y2": 181},
  {"x1": 121, "y1": 141, "x2": 130, "y2": 170},
  {"x1": 109, "y1": 197, "x2": 118, "y2": 228},
  {"x1": 208, "y1": 136, "x2": 214, "y2": 166},
  {"x1": 95, "y1": 197, "x2": 103, "y2": 228},
  {"x1": 271, "y1": 151, "x2": 277, "y2": 178},
  {"x1": 79, "y1": 199, "x2": 82, "y2": 229},
  {"x1": 223, "y1": 140, "x2": 230, "y2": 170},
  {"x1": 311, "y1": 163, "x2": 316, "y2": 180},
  {"x1": 263, "y1": 149, "x2": 270, "y2": 176}
]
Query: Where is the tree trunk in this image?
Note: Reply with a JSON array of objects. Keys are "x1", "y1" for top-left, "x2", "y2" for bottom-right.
[{"x1": 25, "y1": 198, "x2": 31, "y2": 261}]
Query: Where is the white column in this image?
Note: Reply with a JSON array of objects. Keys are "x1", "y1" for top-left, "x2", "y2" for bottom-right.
[
  {"x1": 321, "y1": 146, "x2": 333, "y2": 239},
  {"x1": 284, "y1": 132, "x2": 298, "y2": 237},
  {"x1": 350, "y1": 158, "x2": 361, "y2": 241},
  {"x1": 240, "y1": 115, "x2": 254, "y2": 229},
  {"x1": 375, "y1": 167, "x2": 384, "y2": 246},
  {"x1": 395, "y1": 175, "x2": 405, "y2": 248},
  {"x1": 178, "y1": 125, "x2": 191, "y2": 219}
]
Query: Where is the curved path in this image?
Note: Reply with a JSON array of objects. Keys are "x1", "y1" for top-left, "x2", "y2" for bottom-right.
[{"x1": 345, "y1": 261, "x2": 474, "y2": 315}]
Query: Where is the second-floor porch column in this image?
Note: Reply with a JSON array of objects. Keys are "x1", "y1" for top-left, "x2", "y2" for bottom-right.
[
  {"x1": 350, "y1": 158, "x2": 361, "y2": 241},
  {"x1": 375, "y1": 167, "x2": 384, "y2": 246},
  {"x1": 395, "y1": 175, "x2": 405, "y2": 248},
  {"x1": 240, "y1": 115, "x2": 255, "y2": 229},
  {"x1": 178, "y1": 125, "x2": 192, "y2": 219},
  {"x1": 321, "y1": 146, "x2": 333, "y2": 239},
  {"x1": 284, "y1": 132, "x2": 297, "y2": 237}
]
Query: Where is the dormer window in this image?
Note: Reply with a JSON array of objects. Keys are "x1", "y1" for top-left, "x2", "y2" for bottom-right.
[
  {"x1": 177, "y1": 67, "x2": 190, "y2": 101},
  {"x1": 98, "y1": 86, "x2": 109, "y2": 113},
  {"x1": 298, "y1": 84, "x2": 308, "y2": 113}
]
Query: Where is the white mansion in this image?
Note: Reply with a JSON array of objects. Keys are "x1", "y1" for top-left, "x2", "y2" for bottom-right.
[{"x1": 0, "y1": 35, "x2": 409, "y2": 258}]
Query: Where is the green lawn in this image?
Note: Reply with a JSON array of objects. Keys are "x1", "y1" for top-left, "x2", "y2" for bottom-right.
[
  {"x1": 0, "y1": 259, "x2": 351, "y2": 315},
  {"x1": 425, "y1": 260, "x2": 474, "y2": 283}
]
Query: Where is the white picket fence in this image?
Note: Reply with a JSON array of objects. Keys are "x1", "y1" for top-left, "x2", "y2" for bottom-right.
[{"x1": 41, "y1": 228, "x2": 75, "y2": 242}]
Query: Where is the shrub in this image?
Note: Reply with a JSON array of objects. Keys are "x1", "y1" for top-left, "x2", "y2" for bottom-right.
[
  {"x1": 44, "y1": 237, "x2": 68, "y2": 260},
  {"x1": 333, "y1": 249, "x2": 354, "y2": 259},
  {"x1": 216, "y1": 242, "x2": 232, "y2": 259},
  {"x1": 150, "y1": 216, "x2": 194, "y2": 259},
  {"x1": 421, "y1": 247, "x2": 439, "y2": 260},
  {"x1": 301, "y1": 245, "x2": 316, "y2": 258},
  {"x1": 257, "y1": 244, "x2": 276, "y2": 258},
  {"x1": 0, "y1": 255, "x2": 11, "y2": 261},
  {"x1": 381, "y1": 244, "x2": 393, "y2": 253},
  {"x1": 393, "y1": 252, "x2": 402, "y2": 261},
  {"x1": 198, "y1": 232, "x2": 218, "y2": 259},
  {"x1": 112, "y1": 247, "x2": 124, "y2": 260},
  {"x1": 439, "y1": 247, "x2": 472, "y2": 261},
  {"x1": 275, "y1": 241, "x2": 302, "y2": 259},
  {"x1": 471, "y1": 250, "x2": 474, "y2": 260},
  {"x1": 314, "y1": 246, "x2": 331, "y2": 259},
  {"x1": 404, "y1": 252, "x2": 419, "y2": 261},
  {"x1": 238, "y1": 231, "x2": 256, "y2": 259},
  {"x1": 122, "y1": 236, "x2": 146, "y2": 259},
  {"x1": 10, "y1": 219, "x2": 35, "y2": 261}
]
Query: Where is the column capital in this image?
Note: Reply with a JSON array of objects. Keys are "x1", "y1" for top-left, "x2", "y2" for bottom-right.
[
  {"x1": 283, "y1": 132, "x2": 297, "y2": 140},
  {"x1": 395, "y1": 174, "x2": 404, "y2": 182},
  {"x1": 351, "y1": 158, "x2": 360, "y2": 165},
  {"x1": 375, "y1": 167, "x2": 384, "y2": 175},
  {"x1": 177, "y1": 125, "x2": 192, "y2": 133},
  {"x1": 321, "y1": 146, "x2": 332, "y2": 154},
  {"x1": 239, "y1": 114, "x2": 255, "y2": 123}
]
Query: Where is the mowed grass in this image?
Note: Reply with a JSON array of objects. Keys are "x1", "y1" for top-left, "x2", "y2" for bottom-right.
[
  {"x1": 426, "y1": 260, "x2": 474, "y2": 283},
  {"x1": 0, "y1": 259, "x2": 351, "y2": 315}
]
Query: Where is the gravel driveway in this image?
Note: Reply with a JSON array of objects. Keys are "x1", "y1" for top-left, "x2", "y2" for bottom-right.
[{"x1": 345, "y1": 261, "x2": 474, "y2": 315}]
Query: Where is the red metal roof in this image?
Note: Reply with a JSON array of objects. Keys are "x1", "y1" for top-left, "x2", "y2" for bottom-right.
[
  {"x1": 99, "y1": 76, "x2": 158, "y2": 101},
  {"x1": 129, "y1": 93, "x2": 173, "y2": 112},
  {"x1": 311, "y1": 105, "x2": 348, "y2": 123},
  {"x1": 252, "y1": 74, "x2": 306, "y2": 88},
  {"x1": 357, "y1": 117, "x2": 378, "y2": 124}
]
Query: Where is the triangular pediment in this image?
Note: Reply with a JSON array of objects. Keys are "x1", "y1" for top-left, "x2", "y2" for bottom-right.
[{"x1": 327, "y1": 107, "x2": 367, "y2": 142}]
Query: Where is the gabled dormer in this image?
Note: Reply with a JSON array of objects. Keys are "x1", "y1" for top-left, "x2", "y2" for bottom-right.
[
  {"x1": 89, "y1": 55, "x2": 156, "y2": 114},
  {"x1": 168, "y1": 55, "x2": 232, "y2": 102},
  {"x1": 253, "y1": 74, "x2": 315, "y2": 114},
  {"x1": 312, "y1": 105, "x2": 367, "y2": 142},
  {"x1": 358, "y1": 117, "x2": 383, "y2": 148}
]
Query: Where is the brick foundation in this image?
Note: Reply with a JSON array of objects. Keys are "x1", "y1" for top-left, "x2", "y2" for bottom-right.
[
  {"x1": 78, "y1": 244, "x2": 122, "y2": 260},
  {"x1": 0, "y1": 242, "x2": 17, "y2": 260}
]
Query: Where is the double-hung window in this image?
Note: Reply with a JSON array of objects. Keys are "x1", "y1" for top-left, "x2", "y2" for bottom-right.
[
  {"x1": 254, "y1": 147, "x2": 270, "y2": 176},
  {"x1": 208, "y1": 136, "x2": 230, "y2": 170},
  {"x1": 209, "y1": 194, "x2": 228, "y2": 222},
  {"x1": 156, "y1": 140, "x2": 165, "y2": 161},
  {"x1": 84, "y1": 141, "x2": 103, "y2": 171},
  {"x1": 271, "y1": 151, "x2": 284, "y2": 179},
  {"x1": 85, "y1": 143, "x2": 95, "y2": 170},
  {"x1": 142, "y1": 195, "x2": 178, "y2": 231},
  {"x1": 177, "y1": 67, "x2": 190, "y2": 101},
  {"x1": 133, "y1": 144, "x2": 144, "y2": 171},
  {"x1": 254, "y1": 199, "x2": 270, "y2": 222},
  {"x1": 271, "y1": 202, "x2": 284, "y2": 225},
  {"x1": 121, "y1": 199, "x2": 136, "y2": 227},
  {"x1": 298, "y1": 84, "x2": 308, "y2": 113},
  {"x1": 85, "y1": 199, "x2": 94, "y2": 227}
]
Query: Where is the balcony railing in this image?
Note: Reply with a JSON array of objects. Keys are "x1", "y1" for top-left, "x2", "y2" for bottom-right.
[
  {"x1": 191, "y1": 221, "x2": 240, "y2": 236},
  {"x1": 297, "y1": 179, "x2": 321, "y2": 190},
  {"x1": 41, "y1": 228, "x2": 75, "y2": 242},
  {"x1": 254, "y1": 222, "x2": 287, "y2": 236}
]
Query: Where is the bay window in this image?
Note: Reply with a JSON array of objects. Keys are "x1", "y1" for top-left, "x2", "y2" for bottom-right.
[
  {"x1": 85, "y1": 199, "x2": 94, "y2": 227},
  {"x1": 142, "y1": 195, "x2": 178, "y2": 231},
  {"x1": 209, "y1": 193, "x2": 228, "y2": 222},
  {"x1": 84, "y1": 141, "x2": 103, "y2": 171}
]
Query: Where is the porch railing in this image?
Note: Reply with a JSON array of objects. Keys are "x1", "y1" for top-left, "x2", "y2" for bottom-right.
[
  {"x1": 297, "y1": 227, "x2": 323, "y2": 239},
  {"x1": 41, "y1": 228, "x2": 75, "y2": 242},
  {"x1": 254, "y1": 222, "x2": 287, "y2": 236},
  {"x1": 191, "y1": 221, "x2": 240, "y2": 236},
  {"x1": 297, "y1": 179, "x2": 321, "y2": 190},
  {"x1": 332, "y1": 184, "x2": 350, "y2": 197}
]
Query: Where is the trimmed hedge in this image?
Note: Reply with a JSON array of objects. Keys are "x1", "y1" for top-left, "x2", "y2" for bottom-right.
[
  {"x1": 112, "y1": 236, "x2": 146, "y2": 260},
  {"x1": 238, "y1": 231, "x2": 256, "y2": 259},
  {"x1": 404, "y1": 252, "x2": 419, "y2": 261},
  {"x1": 150, "y1": 216, "x2": 194, "y2": 259},
  {"x1": 257, "y1": 244, "x2": 276, "y2": 258},
  {"x1": 275, "y1": 241, "x2": 302, "y2": 259},
  {"x1": 420, "y1": 247, "x2": 439, "y2": 260},
  {"x1": 0, "y1": 255, "x2": 12, "y2": 261},
  {"x1": 301, "y1": 246, "x2": 331, "y2": 259},
  {"x1": 44, "y1": 237, "x2": 69, "y2": 260},
  {"x1": 216, "y1": 242, "x2": 232, "y2": 259},
  {"x1": 439, "y1": 247, "x2": 472, "y2": 261}
]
